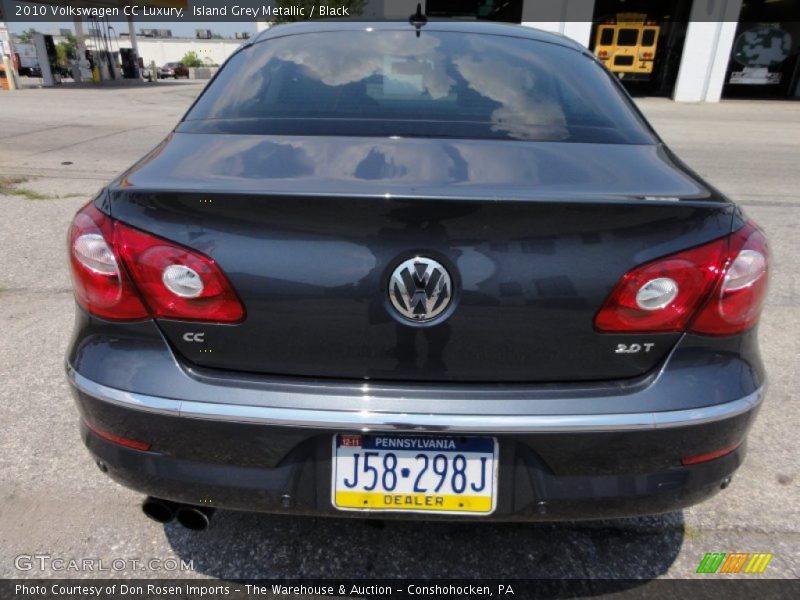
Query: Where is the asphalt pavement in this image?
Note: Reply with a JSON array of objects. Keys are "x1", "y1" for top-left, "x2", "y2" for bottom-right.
[{"x1": 0, "y1": 81, "x2": 797, "y2": 580}]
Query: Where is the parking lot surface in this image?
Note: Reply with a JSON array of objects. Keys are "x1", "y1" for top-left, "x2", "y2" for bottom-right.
[{"x1": 0, "y1": 82, "x2": 798, "y2": 580}]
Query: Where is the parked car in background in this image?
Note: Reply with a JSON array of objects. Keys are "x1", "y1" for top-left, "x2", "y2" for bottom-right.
[
  {"x1": 158, "y1": 62, "x2": 188, "y2": 79},
  {"x1": 67, "y1": 21, "x2": 769, "y2": 531},
  {"x1": 14, "y1": 43, "x2": 40, "y2": 77},
  {"x1": 54, "y1": 65, "x2": 72, "y2": 79}
]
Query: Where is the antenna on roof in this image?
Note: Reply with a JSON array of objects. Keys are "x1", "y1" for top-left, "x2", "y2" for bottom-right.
[{"x1": 409, "y1": 3, "x2": 427, "y2": 37}]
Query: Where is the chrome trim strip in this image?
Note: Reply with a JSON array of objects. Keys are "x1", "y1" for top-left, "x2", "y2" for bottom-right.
[{"x1": 67, "y1": 367, "x2": 764, "y2": 433}]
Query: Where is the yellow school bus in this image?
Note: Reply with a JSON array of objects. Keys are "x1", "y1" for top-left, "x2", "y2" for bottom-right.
[{"x1": 594, "y1": 13, "x2": 660, "y2": 81}]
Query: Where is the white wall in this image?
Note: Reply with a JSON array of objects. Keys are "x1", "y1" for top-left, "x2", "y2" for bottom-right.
[
  {"x1": 673, "y1": 0, "x2": 743, "y2": 102},
  {"x1": 521, "y1": 0, "x2": 594, "y2": 48},
  {"x1": 116, "y1": 38, "x2": 244, "y2": 68}
]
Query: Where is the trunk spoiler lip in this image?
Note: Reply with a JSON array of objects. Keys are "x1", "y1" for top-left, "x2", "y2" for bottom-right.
[
  {"x1": 66, "y1": 365, "x2": 764, "y2": 433},
  {"x1": 104, "y1": 185, "x2": 730, "y2": 209},
  {"x1": 107, "y1": 136, "x2": 726, "y2": 206}
]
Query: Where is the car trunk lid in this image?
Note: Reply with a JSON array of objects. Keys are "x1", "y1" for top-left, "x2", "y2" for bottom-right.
[{"x1": 107, "y1": 133, "x2": 732, "y2": 382}]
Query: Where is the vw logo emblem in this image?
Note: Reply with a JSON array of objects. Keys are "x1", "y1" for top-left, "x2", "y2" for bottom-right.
[{"x1": 388, "y1": 257, "x2": 453, "y2": 323}]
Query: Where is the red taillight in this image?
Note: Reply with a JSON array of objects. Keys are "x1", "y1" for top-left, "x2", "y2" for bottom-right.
[
  {"x1": 595, "y1": 238, "x2": 727, "y2": 333},
  {"x1": 114, "y1": 223, "x2": 245, "y2": 323},
  {"x1": 68, "y1": 202, "x2": 244, "y2": 323},
  {"x1": 68, "y1": 203, "x2": 149, "y2": 320},
  {"x1": 690, "y1": 224, "x2": 768, "y2": 335},
  {"x1": 595, "y1": 223, "x2": 768, "y2": 335}
]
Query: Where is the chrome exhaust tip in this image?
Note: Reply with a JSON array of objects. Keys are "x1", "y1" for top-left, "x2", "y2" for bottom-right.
[
  {"x1": 175, "y1": 506, "x2": 215, "y2": 531},
  {"x1": 141, "y1": 497, "x2": 178, "y2": 524}
]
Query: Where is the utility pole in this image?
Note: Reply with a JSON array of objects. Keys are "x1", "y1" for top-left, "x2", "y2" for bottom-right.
[{"x1": 73, "y1": 16, "x2": 91, "y2": 82}]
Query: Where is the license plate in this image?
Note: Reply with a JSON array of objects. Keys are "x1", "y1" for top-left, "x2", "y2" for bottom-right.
[{"x1": 331, "y1": 434, "x2": 498, "y2": 515}]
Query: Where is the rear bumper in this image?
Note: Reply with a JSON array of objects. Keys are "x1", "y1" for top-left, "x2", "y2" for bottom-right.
[
  {"x1": 68, "y1": 366, "x2": 764, "y2": 521},
  {"x1": 66, "y1": 308, "x2": 766, "y2": 521},
  {"x1": 70, "y1": 367, "x2": 761, "y2": 433}
]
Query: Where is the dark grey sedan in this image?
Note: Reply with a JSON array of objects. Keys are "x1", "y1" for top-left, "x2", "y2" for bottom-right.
[{"x1": 66, "y1": 21, "x2": 768, "y2": 530}]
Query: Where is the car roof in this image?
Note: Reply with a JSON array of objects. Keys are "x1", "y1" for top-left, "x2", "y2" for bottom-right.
[{"x1": 250, "y1": 20, "x2": 586, "y2": 54}]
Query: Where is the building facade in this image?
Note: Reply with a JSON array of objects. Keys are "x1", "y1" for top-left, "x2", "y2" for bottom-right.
[
  {"x1": 7, "y1": 0, "x2": 798, "y2": 101},
  {"x1": 116, "y1": 37, "x2": 242, "y2": 70},
  {"x1": 385, "y1": 0, "x2": 800, "y2": 102},
  {"x1": 123, "y1": 0, "x2": 800, "y2": 102}
]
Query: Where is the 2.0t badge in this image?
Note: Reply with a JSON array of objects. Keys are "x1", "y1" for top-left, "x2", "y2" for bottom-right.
[{"x1": 388, "y1": 257, "x2": 453, "y2": 323}]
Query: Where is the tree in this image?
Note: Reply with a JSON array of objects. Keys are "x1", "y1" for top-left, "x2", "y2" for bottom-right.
[
  {"x1": 273, "y1": 0, "x2": 365, "y2": 23},
  {"x1": 17, "y1": 28, "x2": 40, "y2": 43},
  {"x1": 56, "y1": 33, "x2": 78, "y2": 67},
  {"x1": 181, "y1": 51, "x2": 204, "y2": 68}
]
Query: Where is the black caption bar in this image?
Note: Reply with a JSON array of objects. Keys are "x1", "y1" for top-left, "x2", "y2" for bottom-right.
[
  {"x1": 7, "y1": 1, "x2": 426, "y2": 23},
  {"x1": 0, "y1": 0, "x2": 755, "y2": 23},
  {"x1": 3, "y1": 579, "x2": 800, "y2": 600}
]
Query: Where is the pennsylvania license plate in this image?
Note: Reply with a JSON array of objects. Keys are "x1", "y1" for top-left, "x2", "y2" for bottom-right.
[{"x1": 332, "y1": 434, "x2": 498, "y2": 515}]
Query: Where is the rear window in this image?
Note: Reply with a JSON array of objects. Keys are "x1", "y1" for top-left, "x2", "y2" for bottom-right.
[
  {"x1": 598, "y1": 27, "x2": 614, "y2": 45},
  {"x1": 182, "y1": 30, "x2": 655, "y2": 144},
  {"x1": 616, "y1": 29, "x2": 639, "y2": 46},
  {"x1": 642, "y1": 29, "x2": 657, "y2": 47}
]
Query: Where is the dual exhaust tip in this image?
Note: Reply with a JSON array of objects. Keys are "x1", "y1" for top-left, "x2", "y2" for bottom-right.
[{"x1": 142, "y1": 497, "x2": 215, "y2": 531}]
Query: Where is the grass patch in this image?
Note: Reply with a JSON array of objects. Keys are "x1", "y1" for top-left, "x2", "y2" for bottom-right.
[
  {"x1": 0, "y1": 176, "x2": 49, "y2": 200},
  {"x1": 0, "y1": 176, "x2": 28, "y2": 186},
  {"x1": 2, "y1": 187, "x2": 49, "y2": 200}
]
